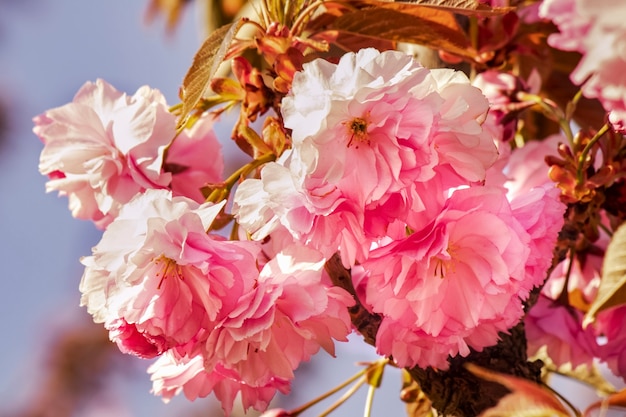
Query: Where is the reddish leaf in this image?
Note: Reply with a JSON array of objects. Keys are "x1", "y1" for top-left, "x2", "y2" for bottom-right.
[
  {"x1": 396, "y1": 0, "x2": 513, "y2": 16},
  {"x1": 466, "y1": 364, "x2": 572, "y2": 417},
  {"x1": 404, "y1": 0, "x2": 479, "y2": 7},
  {"x1": 327, "y1": 2, "x2": 474, "y2": 58},
  {"x1": 311, "y1": 30, "x2": 396, "y2": 53}
]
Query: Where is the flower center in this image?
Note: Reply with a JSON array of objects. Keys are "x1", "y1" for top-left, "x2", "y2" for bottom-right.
[
  {"x1": 153, "y1": 255, "x2": 184, "y2": 289},
  {"x1": 344, "y1": 115, "x2": 370, "y2": 148},
  {"x1": 432, "y1": 244, "x2": 457, "y2": 279}
]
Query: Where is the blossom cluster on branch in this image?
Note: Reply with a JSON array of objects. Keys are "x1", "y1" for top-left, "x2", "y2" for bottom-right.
[{"x1": 33, "y1": 0, "x2": 626, "y2": 416}]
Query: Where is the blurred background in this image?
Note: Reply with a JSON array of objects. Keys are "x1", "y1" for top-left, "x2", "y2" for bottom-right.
[{"x1": 0, "y1": 1, "x2": 404, "y2": 416}]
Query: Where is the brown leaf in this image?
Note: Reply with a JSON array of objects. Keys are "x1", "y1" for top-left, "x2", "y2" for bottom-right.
[
  {"x1": 328, "y1": 2, "x2": 474, "y2": 58},
  {"x1": 584, "y1": 222, "x2": 626, "y2": 326},
  {"x1": 311, "y1": 30, "x2": 396, "y2": 53},
  {"x1": 584, "y1": 388, "x2": 626, "y2": 417},
  {"x1": 403, "y1": 0, "x2": 479, "y2": 7},
  {"x1": 397, "y1": 0, "x2": 513, "y2": 16},
  {"x1": 466, "y1": 364, "x2": 572, "y2": 417},
  {"x1": 178, "y1": 19, "x2": 246, "y2": 128}
]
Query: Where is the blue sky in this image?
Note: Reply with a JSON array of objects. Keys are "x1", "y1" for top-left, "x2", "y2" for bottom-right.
[{"x1": 0, "y1": 1, "x2": 206, "y2": 415}]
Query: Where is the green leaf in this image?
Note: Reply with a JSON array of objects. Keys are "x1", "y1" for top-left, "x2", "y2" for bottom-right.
[
  {"x1": 328, "y1": 2, "x2": 474, "y2": 58},
  {"x1": 466, "y1": 364, "x2": 572, "y2": 417},
  {"x1": 177, "y1": 19, "x2": 245, "y2": 128},
  {"x1": 584, "y1": 222, "x2": 626, "y2": 326}
]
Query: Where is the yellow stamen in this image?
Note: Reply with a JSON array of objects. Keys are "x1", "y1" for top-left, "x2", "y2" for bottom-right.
[
  {"x1": 344, "y1": 115, "x2": 370, "y2": 148},
  {"x1": 153, "y1": 255, "x2": 184, "y2": 289}
]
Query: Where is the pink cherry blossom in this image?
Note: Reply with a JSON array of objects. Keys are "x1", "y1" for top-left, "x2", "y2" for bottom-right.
[
  {"x1": 235, "y1": 48, "x2": 498, "y2": 266},
  {"x1": 80, "y1": 189, "x2": 261, "y2": 358},
  {"x1": 525, "y1": 295, "x2": 598, "y2": 368},
  {"x1": 165, "y1": 114, "x2": 224, "y2": 203},
  {"x1": 34, "y1": 79, "x2": 175, "y2": 228},
  {"x1": 149, "y1": 352, "x2": 290, "y2": 415},
  {"x1": 526, "y1": 228, "x2": 606, "y2": 368},
  {"x1": 540, "y1": 0, "x2": 626, "y2": 132},
  {"x1": 472, "y1": 70, "x2": 541, "y2": 142},
  {"x1": 539, "y1": 0, "x2": 591, "y2": 52},
  {"x1": 360, "y1": 186, "x2": 536, "y2": 369},
  {"x1": 503, "y1": 135, "x2": 563, "y2": 198},
  {"x1": 202, "y1": 245, "x2": 354, "y2": 386},
  {"x1": 510, "y1": 185, "x2": 566, "y2": 295},
  {"x1": 147, "y1": 244, "x2": 353, "y2": 413},
  {"x1": 595, "y1": 305, "x2": 626, "y2": 380},
  {"x1": 542, "y1": 232, "x2": 605, "y2": 304}
]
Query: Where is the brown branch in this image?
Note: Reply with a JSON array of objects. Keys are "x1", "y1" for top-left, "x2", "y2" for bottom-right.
[
  {"x1": 324, "y1": 253, "x2": 543, "y2": 417},
  {"x1": 324, "y1": 253, "x2": 381, "y2": 346}
]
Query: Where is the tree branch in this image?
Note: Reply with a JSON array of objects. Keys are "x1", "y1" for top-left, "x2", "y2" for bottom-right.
[{"x1": 324, "y1": 253, "x2": 543, "y2": 417}]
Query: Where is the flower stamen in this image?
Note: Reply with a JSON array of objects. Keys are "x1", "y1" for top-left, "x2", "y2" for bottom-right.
[
  {"x1": 153, "y1": 255, "x2": 184, "y2": 289},
  {"x1": 344, "y1": 115, "x2": 370, "y2": 148},
  {"x1": 434, "y1": 258, "x2": 446, "y2": 278},
  {"x1": 433, "y1": 244, "x2": 457, "y2": 279}
]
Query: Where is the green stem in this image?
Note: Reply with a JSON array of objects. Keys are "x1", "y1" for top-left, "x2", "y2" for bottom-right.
[
  {"x1": 576, "y1": 123, "x2": 610, "y2": 185},
  {"x1": 517, "y1": 92, "x2": 574, "y2": 144},
  {"x1": 207, "y1": 152, "x2": 276, "y2": 203},
  {"x1": 317, "y1": 377, "x2": 367, "y2": 417},
  {"x1": 566, "y1": 88, "x2": 584, "y2": 121},
  {"x1": 363, "y1": 383, "x2": 376, "y2": 417},
  {"x1": 168, "y1": 102, "x2": 183, "y2": 113},
  {"x1": 289, "y1": 368, "x2": 369, "y2": 417}
]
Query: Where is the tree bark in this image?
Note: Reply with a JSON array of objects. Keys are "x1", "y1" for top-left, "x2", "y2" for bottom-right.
[{"x1": 324, "y1": 253, "x2": 543, "y2": 417}]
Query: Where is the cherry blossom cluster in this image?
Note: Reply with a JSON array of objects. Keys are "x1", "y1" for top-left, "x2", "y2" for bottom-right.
[
  {"x1": 34, "y1": 80, "x2": 354, "y2": 413},
  {"x1": 540, "y1": 0, "x2": 626, "y2": 132},
  {"x1": 233, "y1": 48, "x2": 566, "y2": 370},
  {"x1": 33, "y1": 46, "x2": 568, "y2": 412},
  {"x1": 32, "y1": 0, "x2": 626, "y2": 412}
]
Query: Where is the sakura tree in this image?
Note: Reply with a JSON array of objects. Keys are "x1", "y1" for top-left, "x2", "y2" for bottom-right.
[{"x1": 33, "y1": 0, "x2": 626, "y2": 416}]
